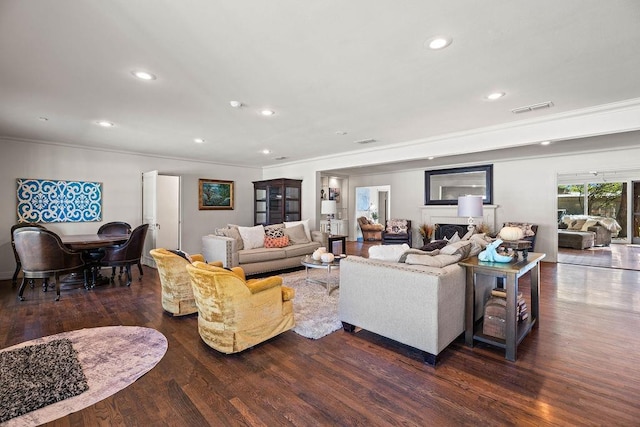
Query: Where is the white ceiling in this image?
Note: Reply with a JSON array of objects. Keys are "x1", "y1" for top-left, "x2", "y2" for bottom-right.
[{"x1": 2, "y1": 1, "x2": 640, "y2": 168}]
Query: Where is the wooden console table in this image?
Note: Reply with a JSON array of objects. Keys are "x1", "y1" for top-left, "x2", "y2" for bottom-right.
[{"x1": 459, "y1": 252, "x2": 545, "y2": 361}]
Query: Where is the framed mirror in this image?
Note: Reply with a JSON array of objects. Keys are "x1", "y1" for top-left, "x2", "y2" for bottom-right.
[{"x1": 424, "y1": 164, "x2": 493, "y2": 205}]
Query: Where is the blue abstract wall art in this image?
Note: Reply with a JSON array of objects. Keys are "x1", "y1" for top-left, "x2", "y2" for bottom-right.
[{"x1": 16, "y1": 178, "x2": 102, "y2": 223}]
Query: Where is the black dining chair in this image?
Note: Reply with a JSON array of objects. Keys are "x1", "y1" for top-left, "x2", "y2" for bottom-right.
[
  {"x1": 91, "y1": 221, "x2": 133, "y2": 285},
  {"x1": 100, "y1": 224, "x2": 149, "y2": 286},
  {"x1": 11, "y1": 223, "x2": 46, "y2": 287},
  {"x1": 13, "y1": 227, "x2": 87, "y2": 301},
  {"x1": 98, "y1": 221, "x2": 132, "y2": 235}
]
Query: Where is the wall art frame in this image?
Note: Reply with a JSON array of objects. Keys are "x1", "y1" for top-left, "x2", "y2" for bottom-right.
[
  {"x1": 424, "y1": 164, "x2": 493, "y2": 205},
  {"x1": 16, "y1": 178, "x2": 103, "y2": 223},
  {"x1": 199, "y1": 179, "x2": 234, "y2": 210}
]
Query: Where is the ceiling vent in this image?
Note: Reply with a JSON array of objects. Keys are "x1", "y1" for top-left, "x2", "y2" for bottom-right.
[
  {"x1": 274, "y1": 156, "x2": 288, "y2": 161},
  {"x1": 511, "y1": 101, "x2": 554, "y2": 114},
  {"x1": 354, "y1": 138, "x2": 376, "y2": 145}
]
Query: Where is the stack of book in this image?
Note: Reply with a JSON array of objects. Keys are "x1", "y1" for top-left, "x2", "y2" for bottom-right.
[{"x1": 490, "y1": 288, "x2": 528, "y2": 322}]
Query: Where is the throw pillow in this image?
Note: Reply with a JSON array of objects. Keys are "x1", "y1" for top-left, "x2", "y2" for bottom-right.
[
  {"x1": 264, "y1": 223, "x2": 285, "y2": 238},
  {"x1": 168, "y1": 249, "x2": 192, "y2": 263},
  {"x1": 238, "y1": 225, "x2": 266, "y2": 250},
  {"x1": 215, "y1": 226, "x2": 244, "y2": 250},
  {"x1": 504, "y1": 222, "x2": 536, "y2": 237},
  {"x1": 462, "y1": 228, "x2": 475, "y2": 240},
  {"x1": 385, "y1": 219, "x2": 408, "y2": 234},
  {"x1": 368, "y1": 243, "x2": 410, "y2": 262},
  {"x1": 445, "y1": 232, "x2": 461, "y2": 243},
  {"x1": 420, "y1": 240, "x2": 448, "y2": 251},
  {"x1": 397, "y1": 248, "x2": 440, "y2": 263},
  {"x1": 580, "y1": 219, "x2": 599, "y2": 232},
  {"x1": 440, "y1": 240, "x2": 472, "y2": 258},
  {"x1": 284, "y1": 219, "x2": 311, "y2": 241},
  {"x1": 283, "y1": 223, "x2": 310, "y2": 244},
  {"x1": 569, "y1": 219, "x2": 586, "y2": 231},
  {"x1": 404, "y1": 253, "x2": 463, "y2": 268},
  {"x1": 264, "y1": 235, "x2": 290, "y2": 248}
]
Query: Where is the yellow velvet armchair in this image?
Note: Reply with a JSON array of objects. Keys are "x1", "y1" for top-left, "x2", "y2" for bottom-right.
[
  {"x1": 150, "y1": 248, "x2": 222, "y2": 316},
  {"x1": 185, "y1": 261, "x2": 295, "y2": 354}
]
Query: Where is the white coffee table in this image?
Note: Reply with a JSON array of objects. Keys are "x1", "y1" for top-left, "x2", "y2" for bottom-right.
[{"x1": 301, "y1": 255, "x2": 342, "y2": 294}]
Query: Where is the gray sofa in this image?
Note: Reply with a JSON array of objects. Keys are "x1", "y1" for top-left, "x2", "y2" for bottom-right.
[
  {"x1": 338, "y1": 256, "x2": 494, "y2": 365},
  {"x1": 202, "y1": 231, "x2": 323, "y2": 276}
]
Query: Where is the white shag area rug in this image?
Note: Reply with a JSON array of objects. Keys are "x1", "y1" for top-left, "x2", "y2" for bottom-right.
[
  {"x1": 280, "y1": 269, "x2": 342, "y2": 339},
  {"x1": 0, "y1": 326, "x2": 167, "y2": 427}
]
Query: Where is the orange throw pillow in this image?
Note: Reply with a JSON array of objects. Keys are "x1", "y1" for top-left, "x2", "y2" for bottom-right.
[{"x1": 264, "y1": 235, "x2": 290, "y2": 248}]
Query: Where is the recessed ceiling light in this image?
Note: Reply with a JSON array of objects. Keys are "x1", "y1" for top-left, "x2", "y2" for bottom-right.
[
  {"x1": 194, "y1": 138, "x2": 205, "y2": 143},
  {"x1": 261, "y1": 109, "x2": 275, "y2": 116},
  {"x1": 486, "y1": 92, "x2": 506, "y2": 101},
  {"x1": 96, "y1": 120, "x2": 114, "y2": 127},
  {"x1": 428, "y1": 156, "x2": 435, "y2": 160},
  {"x1": 229, "y1": 100, "x2": 242, "y2": 108},
  {"x1": 540, "y1": 140, "x2": 551, "y2": 146},
  {"x1": 262, "y1": 149, "x2": 271, "y2": 154},
  {"x1": 425, "y1": 36, "x2": 452, "y2": 50},
  {"x1": 131, "y1": 70, "x2": 156, "y2": 80}
]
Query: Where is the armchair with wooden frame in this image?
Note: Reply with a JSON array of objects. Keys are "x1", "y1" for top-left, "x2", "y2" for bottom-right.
[{"x1": 381, "y1": 219, "x2": 412, "y2": 246}]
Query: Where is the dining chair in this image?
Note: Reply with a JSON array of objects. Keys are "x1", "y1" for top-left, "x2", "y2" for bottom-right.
[
  {"x1": 11, "y1": 223, "x2": 46, "y2": 287},
  {"x1": 100, "y1": 224, "x2": 149, "y2": 286},
  {"x1": 95, "y1": 221, "x2": 133, "y2": 282},
  {"x1": 13, "y1": 227, "x2": 87, "y2": 301}
]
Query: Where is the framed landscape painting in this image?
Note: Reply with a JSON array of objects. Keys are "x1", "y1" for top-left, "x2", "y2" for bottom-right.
[{"x1": 199, "y1": 179, "x2": 234, "y2": 210}]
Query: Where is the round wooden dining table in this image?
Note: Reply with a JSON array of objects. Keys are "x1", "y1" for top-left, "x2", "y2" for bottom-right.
[{"x1": 60, "y1": 234, "x2": 129, "y2": 250}]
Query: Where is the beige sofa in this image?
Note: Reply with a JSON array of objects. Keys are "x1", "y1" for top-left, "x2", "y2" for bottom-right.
[
  {"x1": 202, "y1": 230, "x2": 323, "y2": 276},
  {"x1": 339, "y1": 255, "x2": 493, "y2": 365}
]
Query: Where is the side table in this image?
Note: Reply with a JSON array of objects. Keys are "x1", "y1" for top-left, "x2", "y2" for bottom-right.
[
  {"x1": 326, "y1": 234, "x2": 347, "y2": 255},
  {"x1": 458, "y1": 252, "x2": 545, "y2": 361}
]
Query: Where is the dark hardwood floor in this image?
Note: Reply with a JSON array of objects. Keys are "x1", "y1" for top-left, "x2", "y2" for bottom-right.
[{"x1": 2, "y1": 243, "x2": 640, "y2": 426}]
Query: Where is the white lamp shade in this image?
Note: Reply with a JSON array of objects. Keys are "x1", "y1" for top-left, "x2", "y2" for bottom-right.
[
  {"x1": 457, "y1": 195, "x2": 484, "y2": 217},
  {"x1": 321, "y1": 200, "x2": 337, "y2": 215}
]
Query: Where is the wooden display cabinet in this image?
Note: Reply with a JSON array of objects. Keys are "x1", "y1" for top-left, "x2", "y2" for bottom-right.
[{"x1": 253, "y1": 178, "x2": 302, "y2": 225}]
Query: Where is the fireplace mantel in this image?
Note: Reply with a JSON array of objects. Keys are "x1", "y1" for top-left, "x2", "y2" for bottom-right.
[{"x1": 419, "y1": 205, "x2": 497, "y2": 231}]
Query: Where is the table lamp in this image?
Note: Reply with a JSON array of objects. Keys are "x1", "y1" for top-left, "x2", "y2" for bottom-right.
[
  {"x1": 457, "y1": 195, "x2": 483, "y2": 231},
  {"x1": 321, "y1": 200, "x2": 337, "y2": 235}
]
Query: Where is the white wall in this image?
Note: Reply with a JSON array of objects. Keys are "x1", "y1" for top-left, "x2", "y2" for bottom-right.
[
  {"x1": 266, "y1": 133, "x2": 640, "y2": 263},
  {"x1": 1, "y1": 138, "x2": 261, "y2": 279}
]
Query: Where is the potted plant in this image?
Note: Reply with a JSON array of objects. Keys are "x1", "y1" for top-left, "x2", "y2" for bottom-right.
[
  {"x1": 418, "y1": 223, "x2": 434, "y2": 245},
  {"x1": 371, "y1": 212, "x2": 379, "y2": 223}
]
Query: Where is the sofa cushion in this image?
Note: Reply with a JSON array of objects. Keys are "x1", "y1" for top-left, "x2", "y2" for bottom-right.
[
  {"x1": 238, "y1": 247, "x2": 287, "y2": 264},
  {"x1": 264, "y1": 223, "x2": 285, "y2": 238},
  {"x1": 238, "y1": 225, "x2": 265, "y2": 250},
  {"x1": 284, "y1": 219, "x2": 311, "y2": 241},
  {"x1": 264, "y1": 235, "x2": 290, "y2": 248},
  {"x1": 283, "y1": 223, "x2": 310, "y2": 244},
  {"x1": 284, "y1": 241, "x2": 321, "y2": 258},
  {"x1": 368, "y1": 243, "x2": 410, "y2": 262}
]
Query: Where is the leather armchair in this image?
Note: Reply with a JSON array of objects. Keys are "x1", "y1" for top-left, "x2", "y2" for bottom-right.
[
  {"x1": 185, "y1": 261, "x2": 295, "y2": 354},
  {"x1": 13, "y1": 227, "x2": 86, "y2": 301},
  {"x1": 150, "y1": 248, "x2": 221, "y2": 316},
  {"x1": 382, "y1": 219, "x2": 412, "y2": 246},
  {"x1": 357, "y1": 216, "x2": 384, "y2": 241},
  {"x1": 101, "y1": 224, "x2": 149, "y2": 285}
]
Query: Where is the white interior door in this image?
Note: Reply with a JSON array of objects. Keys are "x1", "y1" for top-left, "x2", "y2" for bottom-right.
[
  {"x1": 142, "y1": 171, "x2": 158, "y2": 267},
  {"x1": 156, "y1": 175, "x2": 180, "y2": 249}
]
